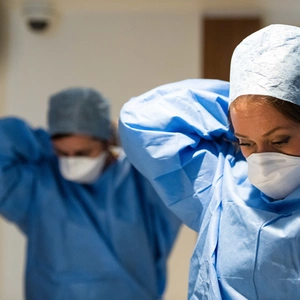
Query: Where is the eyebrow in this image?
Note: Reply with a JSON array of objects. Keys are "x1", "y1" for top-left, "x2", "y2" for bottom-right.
[{"x1": 235, "y1": 127, "x2": 285, "y2": 138}]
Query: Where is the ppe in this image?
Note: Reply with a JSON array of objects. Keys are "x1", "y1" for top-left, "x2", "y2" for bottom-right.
[
  {"x1": 119, "y1": 78, "x2": 300, "y2": 299},
  {"x1": 59, "y1": 152, "x2": 108, "y2": 184},
  {"x1": 0, "y1": 117, "x2": 181, "y2": 300},
  {"x1": 247, "y1": 152, "x2": 300, "y2": 200},
  {"x1": 230, "y1": 24, "x2": 300, "y2": 106},
  {"x1": 48, "y1": 87, "x2": 111, "y2": 140}
]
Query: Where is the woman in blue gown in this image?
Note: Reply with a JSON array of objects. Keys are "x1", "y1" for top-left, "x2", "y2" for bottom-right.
[
  {"x1": 119, "y1": 24, "x2": 300, "y2": 299},
  {"x1": 0, "y1": 87, "x2": 181, "y2": 300}
]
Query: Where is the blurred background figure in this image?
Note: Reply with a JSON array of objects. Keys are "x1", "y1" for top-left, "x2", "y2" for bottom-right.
[{"x1": 0, "y1": 87, "x2": 181, "y2": 300}]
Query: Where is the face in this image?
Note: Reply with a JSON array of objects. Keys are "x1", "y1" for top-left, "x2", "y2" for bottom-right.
[
  {"x1": 230, "y1": 96, "x2": 300, "y2": 158},
  {"x1": 52, "y1": 134, "x2": 106, "y2": 158}
]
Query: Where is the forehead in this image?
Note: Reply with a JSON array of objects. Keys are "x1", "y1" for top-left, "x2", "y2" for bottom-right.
[
  {"x1": 52, "y1": 134, "x2": 102, "y2": 149},
  {"x1": 229, "y1": 95, "x2": 296, "y2": 132},
  {"x1": 230, "y1": 96, "x2": 278, "y2": 118}
]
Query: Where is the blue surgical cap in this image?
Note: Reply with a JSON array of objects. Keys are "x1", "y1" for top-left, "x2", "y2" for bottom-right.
[
  {"x1": 48, "y1": 87, "x2": 111, "y2": 140},
  {"x1": 229, "y1": 24, "x2": 300, "y2": 106}
]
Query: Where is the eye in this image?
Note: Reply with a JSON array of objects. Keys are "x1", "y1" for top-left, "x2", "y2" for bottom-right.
[
  {"x1": 74, "y1": 151, "x2": 90, "y2": 157},
  {"x1": 272, "y1": 137, "x2": 290, "y2": 145},
  {"x1": 238, "y1": 140, "x2": 254, "y2": 147},
  {"x1": 54, "y1": 149, "x2": 68, "y2": 156},
  {"x1": 239, "y1": 143, "x2": 252, "y2": 148}
]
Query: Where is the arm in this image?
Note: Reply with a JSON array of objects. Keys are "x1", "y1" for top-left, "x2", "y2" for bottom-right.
[
  {"x1": 119, "y1": 79, "x2": 236, "y2": 231},
  {"x1": 0, "y1": 117, "x2": 53, "y2": 233}
]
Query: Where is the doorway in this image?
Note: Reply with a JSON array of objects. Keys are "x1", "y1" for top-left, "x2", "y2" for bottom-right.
[{"x1": 203, "y1": 16, "x2": 262, "y2": 81}]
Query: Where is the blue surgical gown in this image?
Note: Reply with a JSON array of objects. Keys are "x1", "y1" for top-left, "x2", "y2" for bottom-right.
[
  {"x1": 0, "y1": 117, "x2": 181, "y2": 300},
  {"x1": 119, "y1": 78, "x2": 300, "y2": 299}
]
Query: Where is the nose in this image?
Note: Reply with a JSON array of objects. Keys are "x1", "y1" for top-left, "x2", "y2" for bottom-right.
[{"x1": 255, "y1": 143, "x2": 274, "y2": 154}]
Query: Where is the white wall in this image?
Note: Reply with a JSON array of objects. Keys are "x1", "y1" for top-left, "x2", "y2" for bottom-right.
[
  {"x1": 2, "y1": 0, "x2": 300, "y2": 299},
  {"x1": 5, "y1": 3, "x2": 200, "y2": 125}
]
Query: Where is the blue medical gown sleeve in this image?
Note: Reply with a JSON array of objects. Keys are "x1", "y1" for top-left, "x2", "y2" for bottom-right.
[
  {"x1": 0, "y1": 117, "x2": 53, "y2": 233},
  {"x1": 119, "y1": 79, "x2": 236, "y2": 231}
]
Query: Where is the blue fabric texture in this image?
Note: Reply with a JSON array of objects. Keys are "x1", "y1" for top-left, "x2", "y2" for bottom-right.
[
  {"x1": 119, "y1": 78, "x2": 300, "y2": 299},
  {"x1": 0, "y1": 117, "x2": 181, "y2": 300}
]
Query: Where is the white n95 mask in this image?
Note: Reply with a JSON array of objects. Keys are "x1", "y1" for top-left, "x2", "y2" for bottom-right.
[
  {"x1": 59, "y1": 152, "x2": 108, "y2": 184},
  {"x1": 247, "y1": 152, "x2": 300, "y2": 200}
]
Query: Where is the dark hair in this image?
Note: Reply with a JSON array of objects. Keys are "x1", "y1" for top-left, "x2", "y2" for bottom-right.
[
  {"x1": 51, "y1": 133, "x2": 74, "y2": 140},
  {"x1": 266, "y1": 96, "x2": 300, "y2": 123}
]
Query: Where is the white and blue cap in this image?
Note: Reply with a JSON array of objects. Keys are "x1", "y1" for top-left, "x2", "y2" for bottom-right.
[
  {"x1": 229, "y1": 24, "x2": 300, "y2": 105},
  {"x1": 48, "y1": 87, "x2": 111, "y2": 140}
]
